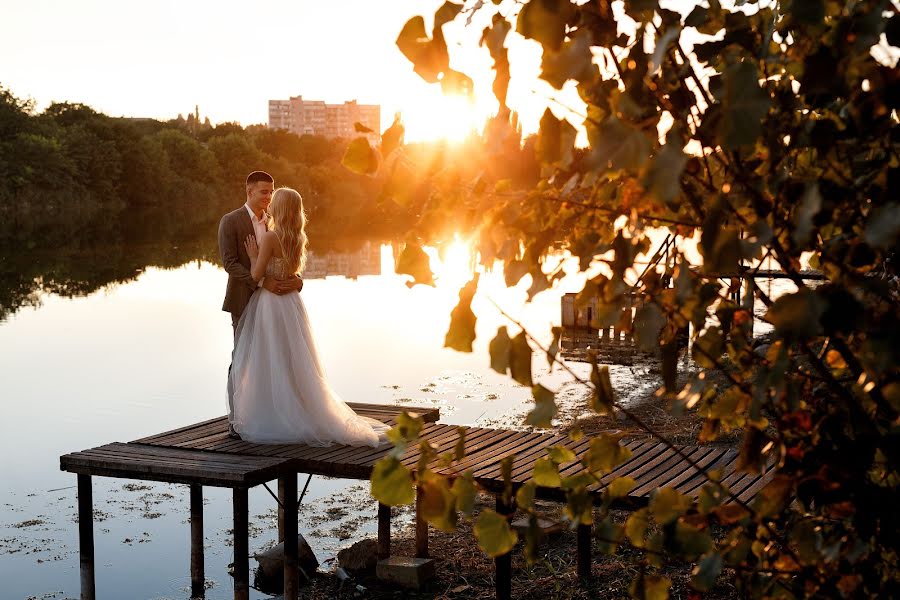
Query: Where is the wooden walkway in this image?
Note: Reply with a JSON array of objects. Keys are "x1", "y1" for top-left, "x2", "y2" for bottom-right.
[{"x1": 60, "y1": 401, "x2": 773, "y2": 600}]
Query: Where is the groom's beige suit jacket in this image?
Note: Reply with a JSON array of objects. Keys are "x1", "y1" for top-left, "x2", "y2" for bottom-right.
[{"x1": 218, "y1": 206, "x2": 260, "y2": 322}]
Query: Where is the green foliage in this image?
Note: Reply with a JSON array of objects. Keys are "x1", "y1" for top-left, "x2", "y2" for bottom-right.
[
  {"x1": 378, "y1": 0, "x2": 900, "y2": 594},
  {"x1": 370, "y1": 456, "x2": 415, "y2": 506},
  {"x1": 444, "y1": 274, "x2": 480, "y2": 351},
  {"x1": 474, "y1": 509, "x2": 518, "y2": 557}
]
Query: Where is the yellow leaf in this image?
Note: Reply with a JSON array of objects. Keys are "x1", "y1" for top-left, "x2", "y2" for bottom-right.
[
  {"x1": 474, "y1": 509, "x2": 518, "y2": 557},
  {"x1": 370, "y1": 456, "x2": 415, "y2": 506}
]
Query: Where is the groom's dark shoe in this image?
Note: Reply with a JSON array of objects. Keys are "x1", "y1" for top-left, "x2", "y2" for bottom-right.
[{"x1": 228, "y1": 423, "x2": 241, "y2": 440}]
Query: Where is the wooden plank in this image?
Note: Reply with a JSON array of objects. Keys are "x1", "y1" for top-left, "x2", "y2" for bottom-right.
[
  {"x1": 625, "y1": 446, "x2": 716, "y2": 497},
  {"x1": 475, "y1": 433, "x2": 569, "y2": 479},
  {"x1": 677, "y1": 449, "x2": 739, "y2": 498},
  {"x1": 61, "y1": 443, "x2": 291, "y2": 487},
  {"x1": 133, "y1": 415, "x2": 227, "y2": 444},
  {"x1": 736, "y1": 470, "x2": 775, "y2": 504},
  {"x1": 512, "y1": 436, "x2": 598, "y2": 482},
  {"x1": 466, "y1": 433, "x2": 560, "y2": 479},
  {"x1": 435, "y1": 430, "x2": 535, "y2": 474},
  {"x1": 634, "y1": 446, "x2": 728, "y2": 497}
]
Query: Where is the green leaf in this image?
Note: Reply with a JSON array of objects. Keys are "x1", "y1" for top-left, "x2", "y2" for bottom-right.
[
  {"x1": 509, "y1": 331, "x2": 533, "y2": 387},
  {"x1": 444, "y1": 274, "x2": 480, "y2": 352},
  {"x1": 629, "y1": 574, "x2": 671, "y2": 600},
  {"x1": 341, "y1": 137, "x2": 379, "y2": 175},
  {"x1": 504, "y1": 259, "x2": 529, "y2": 287},
  {"x1": 674, "y1": 522, "x2": 714, "y2": 559},
  {"x1": 692, "y1": 326, "x2": 724, "y2": 368},
  {"x1": 766, "y1": 289, "x2": 825, "y2": 340},
  {"x1": 516, "y1": 480, "x2": 536, "y2": 510},
  {"x1": 380, "y1": 116, "x2": 405, "y2": 159},
  {"x1": 526, "y1": 384, "x2": 557, "y2": 428},
  {"x1": 540, "y1": 30, "x2": 596, "y2": 90},
  {"x1": 371, "y1": 456, "x2": 415, "y2": 505},
  {"x1": 386, "y1": 410, "x2": 423, "y2": 453},
  {"x1": 396, "y1": 242, "x2": 435, "y2": 287},
  {"x1": 419, "y1": 470, "x2": 458, "y2": 531},
  {"x1": 792, "y1": 183, "x2": 822, "y2": 247},
  {"x1": 643, "y1": 133, "x2": 687, "y2": 206},
  {"x1": 453, "y1": 427, "x2": 466, "y2": 462},
  {"x1": 587, "y1": 116, "x2": 651, "y2": 172},
  {"x1": 719, "y1": 61, "x2": 769, "y2": 149},
  {"x1": 395, "y1": 16, "x2": 450, "y2": 83},
  {"x1": 532, "y1": 457, "x2": 562, "y2": 487},
  {"x1": 434, "y1": 1, "x2": 463, "y2": 30},
  {"x1": 489, "y1": 327, "x2": 511, "y2": 374},
  {"x1": 625, "y1": 508, "x2": 649, "y2": 548},
  {"x1": 752, "y1": 474, "x2": 793, "y2": 518},
  {"x1": 606, "y1": 476, "x2": 637, "y2": 499},
  {"x1": 864, "y1": 203, "x2": 900, "y2": 249},
  {"x1": 547, "y1": 445, "x2": 576, "y2": 464},
  {"x1": 596, "y1": 516, "x2": 624, "y2": 554},
  {"x1": 788, "y1": 0, "x2": 824, "y2": 25},
  {"x1": 583, "y1": 434, "x2": 632, "y2": 475},
  {"x1": 649, "y1": 487, "x2": 691, "y2": 524},
  {"x1": 474, "y1": 509, "x2": 518, "y2": 557},
  {"x1": 633, "y1": 303, "x2": 665, "y2": 352},
  {"x1": 516, "y1": 0, "x2": 575, "y2": 51},
  {"x1": 451, "y1": 471, "x2": 476, "y2": 514},
  {"x1": 536, "y1": 108, "x2": 576, "y2": 168},
  {"x1": 691, "y1": 552, "x2": 724, "y2": 592},
  {"x1": 590, "y1": 362, "x2": 616, "y2": 414}
]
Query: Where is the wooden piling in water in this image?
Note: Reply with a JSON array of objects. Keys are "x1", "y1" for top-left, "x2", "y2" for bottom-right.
[
  {"x1": 495, "y1": 495, "x2": 513, "y2": 600},
  {"x1": 77, "y1": 474, "x2": 96, "y2": 600},
  {"x1": 377, "y1": 502, "x2": 391, "y2": 559},
  {"x1": 415, "y1": 485, "x2": 429, "y2": 558},
  {"x1": 190, "y1": 484, "x2": 204, "y2": 598},
  {"x1": 232, "y1": 487, "x2": 249, "y2": 600},
  {"x1": 576, "y1": 522, "x2": 591, "y2": 579},
  {"x1": 282, "y1": 476, "x2": 299, "y2": 600}
]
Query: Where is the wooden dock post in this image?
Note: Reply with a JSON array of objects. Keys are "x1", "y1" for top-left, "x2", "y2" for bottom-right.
[
  {"x1": 377, "y1": 502, "x2": 391, "y2": 559},
  {"x1": 495, "y1": 495, "x2": 513, "y2": 600},
  {"x1": 576, "y1": 522, "x2": 592, "y2": 579},
  {"x1": 278, "y1": 477, "x2": 287, "y2": 543},
  {"x1": 190, "y1": 484, "x2": 204, "y2": 598},
  {"x1": 282, "y1": 475, "x2": 299, "y2": 599},
  {"x1": 415, "y1": 485, "x2": 429, "y2": 558},
  {"x1": 77, "y1": 474, "x2": 96, "y2": 600},
  {"x1": 232, "y1": 487, "x2": 249, "y2": 600}
]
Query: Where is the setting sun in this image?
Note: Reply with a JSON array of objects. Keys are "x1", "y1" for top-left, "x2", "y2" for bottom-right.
[{"x1": 401, "y1": 92, "x2": 489, "y2": 143}]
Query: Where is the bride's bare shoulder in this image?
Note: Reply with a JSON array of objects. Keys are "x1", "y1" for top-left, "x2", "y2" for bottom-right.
[{"x1": 262, "y1": 230, "x2": 283, "y2": 256}]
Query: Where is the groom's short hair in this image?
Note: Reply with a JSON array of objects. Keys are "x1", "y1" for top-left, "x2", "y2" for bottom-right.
[{"x1": 246, "y1": 171, "x2": 274, "y2": 187}]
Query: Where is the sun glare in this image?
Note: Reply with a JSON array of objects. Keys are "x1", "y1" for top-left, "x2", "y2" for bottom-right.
[
  {"x1": 429, "y1": 238, "x2": 476, "y2": 288},
  {"x1": 401, "y1": 93, "x2": 486, "y2": 143}
]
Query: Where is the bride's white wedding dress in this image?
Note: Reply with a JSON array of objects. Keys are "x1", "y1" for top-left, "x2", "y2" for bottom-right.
[{"x1": 230, "y1": 256, "x2": 389, "y2": 446}]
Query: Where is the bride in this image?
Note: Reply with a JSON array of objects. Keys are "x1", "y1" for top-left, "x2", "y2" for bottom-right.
[{"x1": 230, "y1": 187, "x2": 389, "y2": 446}]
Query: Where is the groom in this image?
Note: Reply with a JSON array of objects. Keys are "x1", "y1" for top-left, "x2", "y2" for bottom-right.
[{"x1": 219, "y1": 170, "x2": 303, "y2": 437}]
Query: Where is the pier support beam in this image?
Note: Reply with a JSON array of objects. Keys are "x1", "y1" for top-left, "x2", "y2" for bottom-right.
[
  {"x1": 77, "y1": 474, "x2": 96, "y2": 600},
  {"x1": 495, "y1": 495, "x2": 514, "y2": 600},
  {"x1": 282, "y1": 475, "x2": 299, "y2": 600},
  {"x1": 232, "y1": 487, "x2": 249, "y2": 600},
  {"x1": 190, "y1": 484, "x2": 205, "y2": 598},
  {"x1": 415, "y1": 485, "x2": 429, "y2": 558},
  {"x1": 577, "y1": 522, "x2": 592, "y2": 580},
  {"x1": 377, "y1": 503, "x2": 391, "y2": 559}
]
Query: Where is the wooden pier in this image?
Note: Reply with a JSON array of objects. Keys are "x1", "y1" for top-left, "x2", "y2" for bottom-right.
[{"x1": 61, "y1": 401, "x2": 772, "y2": 600}]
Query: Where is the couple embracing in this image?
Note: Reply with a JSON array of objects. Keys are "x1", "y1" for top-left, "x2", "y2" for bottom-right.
[{"x1": 218, "y1": 171, "x2": 388, "y2": 446}]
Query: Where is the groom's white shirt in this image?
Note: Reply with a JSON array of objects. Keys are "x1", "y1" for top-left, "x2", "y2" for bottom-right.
[
  {"x1": 245, "y1": 203, "x2": 269, "y2": 239},
  {"x1": 245, "y1": 203, "x2": 269, "y2": 287}
]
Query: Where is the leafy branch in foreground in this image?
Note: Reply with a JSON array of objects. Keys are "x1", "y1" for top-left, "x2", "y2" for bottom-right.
[{"x1": 362, "y1": 1, "x2": 900, "y2": 597}]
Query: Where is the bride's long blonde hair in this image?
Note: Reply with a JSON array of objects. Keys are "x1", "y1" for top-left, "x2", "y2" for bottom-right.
[{"x1": 267, "y1": 187, "x2": 308, "y2": 274}]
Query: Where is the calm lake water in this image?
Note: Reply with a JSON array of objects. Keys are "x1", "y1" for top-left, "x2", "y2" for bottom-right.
[{"x1": 2, "y1": 237, "x2": 668, "y2": 599}]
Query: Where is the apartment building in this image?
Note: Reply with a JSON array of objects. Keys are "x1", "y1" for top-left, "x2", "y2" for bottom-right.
[{"x1": 268, "y1": 96, "x2": 380, "y2": 139}]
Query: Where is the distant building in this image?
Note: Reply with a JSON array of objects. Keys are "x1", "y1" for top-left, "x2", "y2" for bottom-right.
[{"x1": 268, "y1": 96, "x2": 380, "y2": 140}]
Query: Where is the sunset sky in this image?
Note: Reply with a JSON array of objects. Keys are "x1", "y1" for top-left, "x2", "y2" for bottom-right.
[{"x1": 0, "y1": 0, "x2": 580, "y2": 141}]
